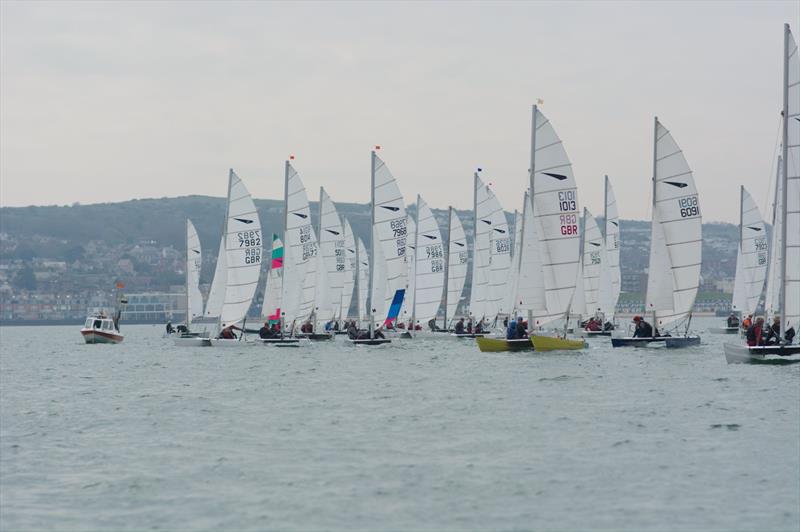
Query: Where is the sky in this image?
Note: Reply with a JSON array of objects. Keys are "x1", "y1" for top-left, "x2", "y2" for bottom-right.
[{"x1": 1, "y1": 1, "x2": 798, "y2": 223}]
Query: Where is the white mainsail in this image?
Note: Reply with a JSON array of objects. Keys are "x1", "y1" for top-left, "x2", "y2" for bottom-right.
[
  {"x1": 581, "y1": 209, "x2": 614, "y2": 320},
  {"x1": 357, "y1": 236, "x2": 369, "y2": 323},
  {"x1": 445, "y1": 207, "x2": 468, "y2": 326},
  {"x1": 283, "y1": 162, "x2": 318, "y2": 327},
  {"x1": 604, "y1": 176, "x2": 622, "y2": 319},
  {"x1": 318, "y1": 188, "x2": 345, "y2": 321},
  {"x1": 370, "y1": 152, "x2": 408, "y2": 326},
  {"x1": 516, "y1": 190, "x2": 549, "y2": 324},
  {"x1": 530, "y1": 105, "x2": 581, "y2": 323},
  {"x1": 506, "y1": 209, "x2": 523, "y2": 315},
  {"x1": 782, "y1": 24, "x2": 799, "y2": 335},
  {"x1": 186, "y1": 219, "x2": 204, "y2": 325},
  {"x1": 765, "y1": 158, "x2": 783, "y2": 318},
  {"x1": 261, "y1": 234, "x2": 284, "y2": 322},
  {"x1": 645, "y1": 118, "x2": 702, "y2": 329},
  {"x1": 468, "y1": 174, "x2": 492, "y2": 321},
  {"x1": 341, "y1": 218, "x2": 356, "y2": 320},
  {"x1": 312, "y1": 237, "x2": 332, "y2": 327},
  {"x1": 219, "y1": 170, "x2": 262, "y2": 327},
  {"x1": 412, "y1": 196, "x2": 445, "y2": 326},
  {"x1": 203, "y1": 235, "x2": 227, "y2": 319},
  {"x1": 731, "y1": 187, "x2": 769, "y2": 316}
]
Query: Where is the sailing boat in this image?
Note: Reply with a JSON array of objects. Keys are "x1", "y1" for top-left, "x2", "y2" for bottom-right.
[
  {"x1": 442, "y1": 207, "x2": 469, "y2": 333},
  {"x1": 401, "y1": 195, "x2": 446, "y2": 337},
  {"x1": 172, "y1": 219, "x2": 210, "y2": 346},
  {"x1": 209, "y1": 170, "x2": 263, "y2": 347},
  {"x1": 352, "y1": 149, "x2": 406, "y2": 345},
  {"x1": 711, "y1": 187, "x2": 769, "y2": 334},
  {"x1": 261, "y1": 234, "x2": 284, "y2": 323},
  {"x1": 399, "y1": 216, "x2": 417, "y2": 332},
  {"x1": 604, "y1": 176, "x2": 622, "y2": 326},
  {"x1": 579, "y1": 208, "x2": 614, "y2": 337},
  {"x1": 611, "y1": 118, "x2": 703, "y2": 348},
  {"x1": 307, "y1": 187, "x2": 344, "y2": 340},
  {"x1": 468, "y1": 172, "x2": 510, "y2": 332},
  {"x1": 525, "y1": 105, "x2": 585, "y2": 351},
  {"x1": 339, "y1": 217, "x2": 357, "y2": 331},
  {"x1": 725, "y1": 23, "x2": 800, "y2": 364}
]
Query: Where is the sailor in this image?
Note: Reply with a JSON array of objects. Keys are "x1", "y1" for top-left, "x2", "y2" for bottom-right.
[
  {"x1": 742, "y1": 314, "x2": 753, "y2": 329},
  {"x1": 259, "y1": 321, "x2": 272, "y2": 339},
  {"x1": 585, "y1": 318, "x2": 601, "y2": 332},
  {"x1": 746, "y1": 317, "x2": 766, "y2": 346},
  {"x1": 765, "y1": 316, "x2": 782, "y2": 345},
  {"x1": 454, "y1": 318, "x2": 465, "y2": 334},
  {"x1": 727, "y1": 312, "x2": 740, "y2": 328},
  {"x1": 506, "y1": 318, "x2": 517, "y2": 339},
  {"x1": 220, "y1": 323, "x2": 243, "y2": 340},
  {"x1": 165, "y1": 321, "x2": 174, "y2": 334},
  {"x1": 514, "y1": 316, "x2": 527, "y2": 339},
  {"x1": 347, "y1": 321, "x2": 359, "y2": 339},
  {"x1": 466, "y1": 319, "x2": 473, "y2": 334},
  {"x1": 474, "y1": 319, "x2": 484, "y2": 334},
  {"x1": 632, "y1": 316, "x2": 654, "y2": 338}
]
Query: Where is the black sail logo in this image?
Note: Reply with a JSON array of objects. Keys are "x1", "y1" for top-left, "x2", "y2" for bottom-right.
[
  {"x1": 380, "y1": 205, "x2": 400, "y2": 212},
  {"x1": 543, "y1": 172, "x2": 567, "y2": 180},
  {"x1": 747, "y1": 226, "x2": 762, "y2": 232},
  {"x1": 292, "y1": 212, "x2": 308, "y2": 219},
  {"x1": 664, "y1": 181, "x2": 688, "y2": 188},
  {"x1": 234, "y1": 217, "x2": 254, "y2": 224}
]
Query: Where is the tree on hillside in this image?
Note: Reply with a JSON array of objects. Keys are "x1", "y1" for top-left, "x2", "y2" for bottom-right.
[{"x1": 12, "y1": 264, "x2": 37, "y2": 291}]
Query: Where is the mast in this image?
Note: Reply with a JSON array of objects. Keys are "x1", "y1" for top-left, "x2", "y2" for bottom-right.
[
  {"x1": 651, "y1": 117, "x2": 659, "y2": 328},
  {"x1": 778, "y1": 23, "x2": 790, "y2": 328},
  {"x1": 603, "y1": 175, "x2": 609, "y2": 239},
  {"x1": 411, "y1": 194, "x2": 421, "y2": 329},
  {"x1": 442, "y1": 206, "x2": 453, "y2": 330},
  {"x1": 369, "y1": 150, "x2": 376, "y2": 338},
  {"x1": 217, "y1": 170, "x2": 234, "y2": 332},
  {"x1": 529, "y1": 105, "x2": 538, "y2": 327},
  {"x1": 471, "y1": 171, "x2": 478, "y2": 323},
  {"x1": 281, "y1": 160, "x2": 289, "y2": 339}
]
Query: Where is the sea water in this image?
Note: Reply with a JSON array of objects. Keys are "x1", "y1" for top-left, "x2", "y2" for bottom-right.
[{"x1": 1, "y1": 318, "x2": 798, "y2": 531}]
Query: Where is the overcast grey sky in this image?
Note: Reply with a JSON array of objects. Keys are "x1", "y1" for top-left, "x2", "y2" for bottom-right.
[{"x1": 1, "y1": 1, "x2": 797, "y2": 222}]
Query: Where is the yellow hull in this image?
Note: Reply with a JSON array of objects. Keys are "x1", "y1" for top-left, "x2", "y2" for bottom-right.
[
  {"x1": 475, "y1": 337, "x2": 534, "y2": 352},
  {"x1": 530, "y1": 335, "x2": 585, "y2": 351}
]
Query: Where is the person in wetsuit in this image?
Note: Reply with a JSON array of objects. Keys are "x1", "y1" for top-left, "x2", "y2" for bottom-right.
[
  {"x1": 632, "y1": 316, "x2": 654, "y2": 338},
  {"x1": 454, "y1": 318, "x2": 465, "y2": 334}
]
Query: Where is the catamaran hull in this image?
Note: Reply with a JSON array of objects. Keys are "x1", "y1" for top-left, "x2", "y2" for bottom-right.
[
  {"x1": 664, "y1": 336, "x2": 701, "y2": 348},
  {"x1": 611, "y1": 337, "x2": 667, "y2": 348},
  {"x1": 530, "y1": 335, "x2": 586, "y2": 351},
  {"x1": 208, "y1": 338, "x2": 253, "y2": 348},
  {"x1": 475, "y1": 337, "x2": 533, "y2": 352},
  {"x1": 723, "y1": 343, "x2": 800, "y2": 364},
  {"x1": 582, "y1": 331, "x2": 612, "y2": 337},
  {"x1": 173, "y1": 336, "x2": 211, "y2": 347},
  {"x1": 81, "y1": 329, "x2": 124, "y2": 344},
  {"x1": 708, "y1": 327, "x2": 740, "y2": 334},
  {"x1": 262, "y1": 338, "x2": 301, "y2": 346},
  {"x1": 349, "y1": 338, "x2": 392, "y2": 346}
]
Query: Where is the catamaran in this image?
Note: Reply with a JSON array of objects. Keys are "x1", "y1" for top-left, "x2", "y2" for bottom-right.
[
  {"x1": 172, "y1": 219, "x2": 212, "y2": 346},
  {"x1": 400, "y1": 195, "x2": 446, "y2": 338},
  {"x1": 611, "y1": 118, "x2": 703, "y2": 348},
  {"x1": 307, "y1": 187, "x2": 345, "y2": 340},
  {"x1": 724, "y1": 23, "x2": 800, "y2": 364},
  {"x1": 209, "y1": 170, "x2": 263, "y2": 347},
  {"x1": 352, "y1": 149, "x2": 407, "y2": 345},
  {"x1": 441, "y1": 206, "x2": 469, "y2": 333},
  {"x1": 576, "y1": 208, "x2": 615, "y2": 337},
  {"x1": 711, "y1": 187, "x2": 769, "y2": 334}
]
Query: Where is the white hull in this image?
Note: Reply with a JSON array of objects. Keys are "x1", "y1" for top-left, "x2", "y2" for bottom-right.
[{"x1": 173, "y1": 336, "x2": 211, "y2": 347}]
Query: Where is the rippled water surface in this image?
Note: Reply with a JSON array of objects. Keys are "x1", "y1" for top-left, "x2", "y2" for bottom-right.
[{"x1": 1, "y1": 319, "x2": 798, "y2": 531}]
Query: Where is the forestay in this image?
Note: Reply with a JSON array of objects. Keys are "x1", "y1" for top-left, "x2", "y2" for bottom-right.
[
  {"x1": 530, "y1": 106, "x2": 581, "y2": 321},
  {"x1": 186, "y1": 220, "x2": 204, "y2": 325},
  {"x1": 731, "y1": 187, "x2": 769, "y2": 316},
  {"x1": 645, "y1": 119, "x2": 702, "y2": 329},
  {"x1": 219, "y1": 170, "x2": 262, "y2": 327}
]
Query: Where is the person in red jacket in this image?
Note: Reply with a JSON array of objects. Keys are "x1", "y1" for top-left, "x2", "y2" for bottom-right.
[{"x1": 746, "y1": 317, "x2": 765, "y2": 346}]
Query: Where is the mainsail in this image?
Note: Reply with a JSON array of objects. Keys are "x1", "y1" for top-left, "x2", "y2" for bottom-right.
[
  {"x1": 400, "y1": 217, "x2": 417, "y2": 324},
  {"x1": 369, "y1": 152, "x2": 408, "y2": 327},
  {"x1": 581, "y1": 209, "x2": 613, "y2": 320},
  {"x1": 185, "y1": 219, "x2": 204, "y2": 324},
  {"x1": 645, "y1": 118, "x2": 702, "y2": 329},
  {"x1": 411, "y1": 196, "x2": 445, "y2": 326},
  {"x1": 604, "y1": 176, "x2": 622, "y2": 319},
  {"x1": 444, "y1": 207, "x2": 468, "y2": 327},
  {"x1": 357, "y1": 236, "x2": 369, "y2": 324},
  {"x1": 318, "y1": 188, "x2": 345, "y2": 321},
  {"x1": 283, "y1": 162, "x2": 318, "y2": 327},
  {"x1": 341, "y1": 218, "x2": 356, "y2": 320},
  {"x1": 468, "y1": 174, "x2": 492, "y2": 321},
  {"x1": 731, "y1": 187, "x2": 769, "y2": 316},
  {"x1": 219, "y1": 170, "x2": 262, "y2": 327},
  {"x1": 782, "y1": 24, "x2": 799, "y2": 335},
  {"x1": 530, "y1": 105, "x2": 581, "y2": 323}
]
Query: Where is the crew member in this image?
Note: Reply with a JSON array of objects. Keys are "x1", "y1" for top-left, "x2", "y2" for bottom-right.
[
  {"x1": 632, "y1": 316, "x2": 654, "y2": 338},
  {"x1": 746, "y1": 317, "x2": 765, "y2": 347}
]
